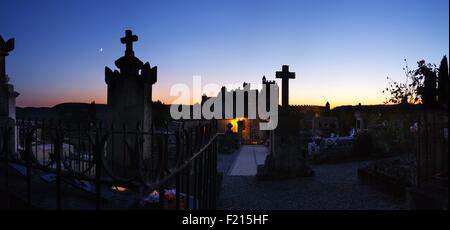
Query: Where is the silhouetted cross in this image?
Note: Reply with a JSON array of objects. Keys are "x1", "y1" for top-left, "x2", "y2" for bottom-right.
[
  {"x1": 276, "y1": 65, "x2": 296, "y2": 107},
  {"x1": 276, "y1": 65, "x2": 295, "y2": 80},
  {"x1": 120, "y1": 30, "x2": 138, "y2": 56}
]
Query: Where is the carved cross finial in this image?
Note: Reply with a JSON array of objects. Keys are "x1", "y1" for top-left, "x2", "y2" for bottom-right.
[
  {"x1": 1, "y1": 35, "x2": 15, "y2": 83},
  {"x1": 120, "y1": 30, "x2": 138, "y2": 56},
  {"x1": 0, "y1": 35, "x2": 15, "y2": 56}
]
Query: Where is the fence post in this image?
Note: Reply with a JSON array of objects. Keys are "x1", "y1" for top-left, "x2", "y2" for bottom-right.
[
  {"x1": 24, "y1": 125, "x2": 33, "y2": 207},
  {"x1": 94, "y1": 124, "x2": 104, "y2": 210},
  {"x1": 2, "y1": 127, "x2": 12, "y2": 208},
  {"x1": 212, "y1": 136, "x2": 217, "y2": 209},
  {"x1": 193, "y1": 157, "x2": 198, "y2": 210},
  {"x1": 157, "y1": 136, "x2": 164, "y2": 179},
  {"x1": 175, "y1": 130, "x2": 181, "y2": 210},
  {"x1": 185, "y1": 166, "x2": 190, "y2": 210},
  {"x1": 54, "y1": 127, "x2": 63, "y2": 210},
  {"x1": 164, "y1": 122, "x2": 169, "y2": 175},
  {"x1": 158, "y1": 185, "x2": 164, "y2": 209}
]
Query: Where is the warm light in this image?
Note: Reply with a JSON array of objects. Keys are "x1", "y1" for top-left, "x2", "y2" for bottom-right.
[
  {"x1": 112, "y1": 186, "x2": 127, "y2": 192},
  {"x1": 227, "y1": 118, "x2": 246, "y2": 133}
]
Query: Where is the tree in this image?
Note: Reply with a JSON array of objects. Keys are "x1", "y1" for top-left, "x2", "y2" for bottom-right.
[
  {"x1": 437, "y1": 55, "x2": 449, "y2": 106},
  {"x1": 383, "y1": 58, "x2": 442, "y2": 106},
  {"x1": 383, "y1": 59, "x2": 424, "y2": 104},
  {"x1": 415, "y1": 60, "x2": 437, "y2": 107}
]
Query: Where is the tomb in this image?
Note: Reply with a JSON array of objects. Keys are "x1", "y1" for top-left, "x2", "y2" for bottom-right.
[
  {"x1": 258, "y1": 65, "x2": 314, "y2": 180},
  {"x1": 0, "y1": 35, "x2": 19, "y2": 158},
  {"x1": 104, "y1": 30, "x2": 157, "y2": 176}
]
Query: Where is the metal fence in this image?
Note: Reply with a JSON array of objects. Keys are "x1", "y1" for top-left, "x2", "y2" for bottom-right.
[
  {"x1": 0, "y1": 118, "x2": 220, "y2": 210},
  {"x1": 416, "y1": 110, "x2": 449, "y2": 190}
]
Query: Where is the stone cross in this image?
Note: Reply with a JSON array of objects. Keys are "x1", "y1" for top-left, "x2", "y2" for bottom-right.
[
  {"x1": 105, "y1": 30, "x2": 157, "y2": 177},
  {"x1": 120, "y1": 30, "x2": 138, "y2": 57},
  {"x1": 276, "y1": 65, "x2": 295, "y2": 107}
]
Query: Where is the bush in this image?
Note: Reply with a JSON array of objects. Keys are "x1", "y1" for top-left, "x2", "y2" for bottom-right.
[{"x1": 352, "y1": 131, "x2": 374, "y2": 156}]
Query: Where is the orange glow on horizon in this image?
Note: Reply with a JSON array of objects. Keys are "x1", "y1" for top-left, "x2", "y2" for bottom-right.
[
  {"x1": 17, "y1": 94, "x2": 385, "y2": 108},
  {"x1": 16, "y1": 84, "x2": 386, "y2": 108}
]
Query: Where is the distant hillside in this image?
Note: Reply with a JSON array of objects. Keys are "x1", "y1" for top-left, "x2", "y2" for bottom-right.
[
  {"x1": 16, "y1": 101, "x2": 171, "y2": 127},
  {"x1": 16, "y1": 106, "x2": 56, "y2": 119},
  {"x1": 332, "y1": 103, "x2": 422, "y2": 114},
  {"x1": 17, "y1": 102, "x2": 107, "y2": 121}
]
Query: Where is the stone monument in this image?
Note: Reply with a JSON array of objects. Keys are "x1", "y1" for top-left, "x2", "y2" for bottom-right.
[
  {"x1": 258, "y1": 66, "x2": 313, "y2": 180},
  {"x1": 0, "y1": 35, "x2": 19, "y2": 158},
  {"x1": 105, "y1": 30, "x2": 157, "y2": 174}
]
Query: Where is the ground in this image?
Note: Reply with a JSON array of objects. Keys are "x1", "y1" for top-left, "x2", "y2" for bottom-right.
[{"x1": 218, "y1": 145, "x2": 406, "y2": 210}]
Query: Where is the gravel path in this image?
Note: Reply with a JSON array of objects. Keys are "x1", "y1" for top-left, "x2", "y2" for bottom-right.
[
  {"x1": 228, "y1": 145, "x2": 268, "y2": 176},
  {"x1": 217, "y1": 145, "x2": 406, "y2": 210}
]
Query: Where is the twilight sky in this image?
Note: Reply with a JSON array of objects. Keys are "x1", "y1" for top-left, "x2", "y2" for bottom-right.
[{"x1": 1, "y1": 0, "x2": 448, "y2": 107}]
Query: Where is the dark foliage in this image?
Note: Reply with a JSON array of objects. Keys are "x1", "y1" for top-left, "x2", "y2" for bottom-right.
[
  {"x1": 352, "y1": 130, "x2": 374, "y2": 156},
  {"x1": 437, "y1": 55, "x2": 449, "y2": 105}
]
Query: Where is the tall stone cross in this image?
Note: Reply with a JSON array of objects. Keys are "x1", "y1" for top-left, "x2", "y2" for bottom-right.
[
  {"x1": 121, "y1": 30, "x2": 138, "y2": 57},
  {"x1": 276, "y1": 65, "x2": 295, "y2": 107}
]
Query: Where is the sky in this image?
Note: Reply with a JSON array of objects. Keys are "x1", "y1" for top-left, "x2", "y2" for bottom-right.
[{"x1": 1, "y1": 0, "x2": 448, "y2": 108}]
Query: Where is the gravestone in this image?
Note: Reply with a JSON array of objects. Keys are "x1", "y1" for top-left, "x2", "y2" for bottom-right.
[
  {"x1": 105, "y1": 30, "x2": 157, "y2": 175},
  {"x1": 0, "y1": 35, "x2": 19, "y2": 158},
  {"x1": 258, "y1": 66, "x2": 313, "y2": 180},
  {"x1": 258, "y1": 113, "x2": 313, "y2": 180}
]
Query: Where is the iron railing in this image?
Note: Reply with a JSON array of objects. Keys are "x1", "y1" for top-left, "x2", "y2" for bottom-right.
[
  {"x1": 416, "y1": 110, "x2": 449, "y2": 189},
  {"x1": 0, "y1": 118, "x2": 220, "y2": 210}
]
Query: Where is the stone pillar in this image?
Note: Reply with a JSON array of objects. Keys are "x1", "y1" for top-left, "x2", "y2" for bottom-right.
[
  {"x1": 269, "y1": 129, "x2": 275, "y2": 155},
  {"x1": 105, "y1": 30, "x2": 157, "y2": 176},
  {"x1": 0, "y1": 55, "x2": 5, "y2": 82},
  {"x1": 0, "y1": 35, "x2": 19, "y2": 157},
  {"x1": 237, "y1": 120, "x2": 244, "y2": 146},
  {"x1": 262, "y1": 76, "x2": 276, "y2": 112},
  {"x1": 0, "y1": 83, "x2": 19, "y2": 119}
]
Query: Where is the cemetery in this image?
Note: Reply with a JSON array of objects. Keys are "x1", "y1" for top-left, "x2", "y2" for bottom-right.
[
  {"x1": 1, "y1": 32, "x2": 220, "y2": 209},
  {"x1": 1, "y1": 27, "x2": 448, "y2": 210}
]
